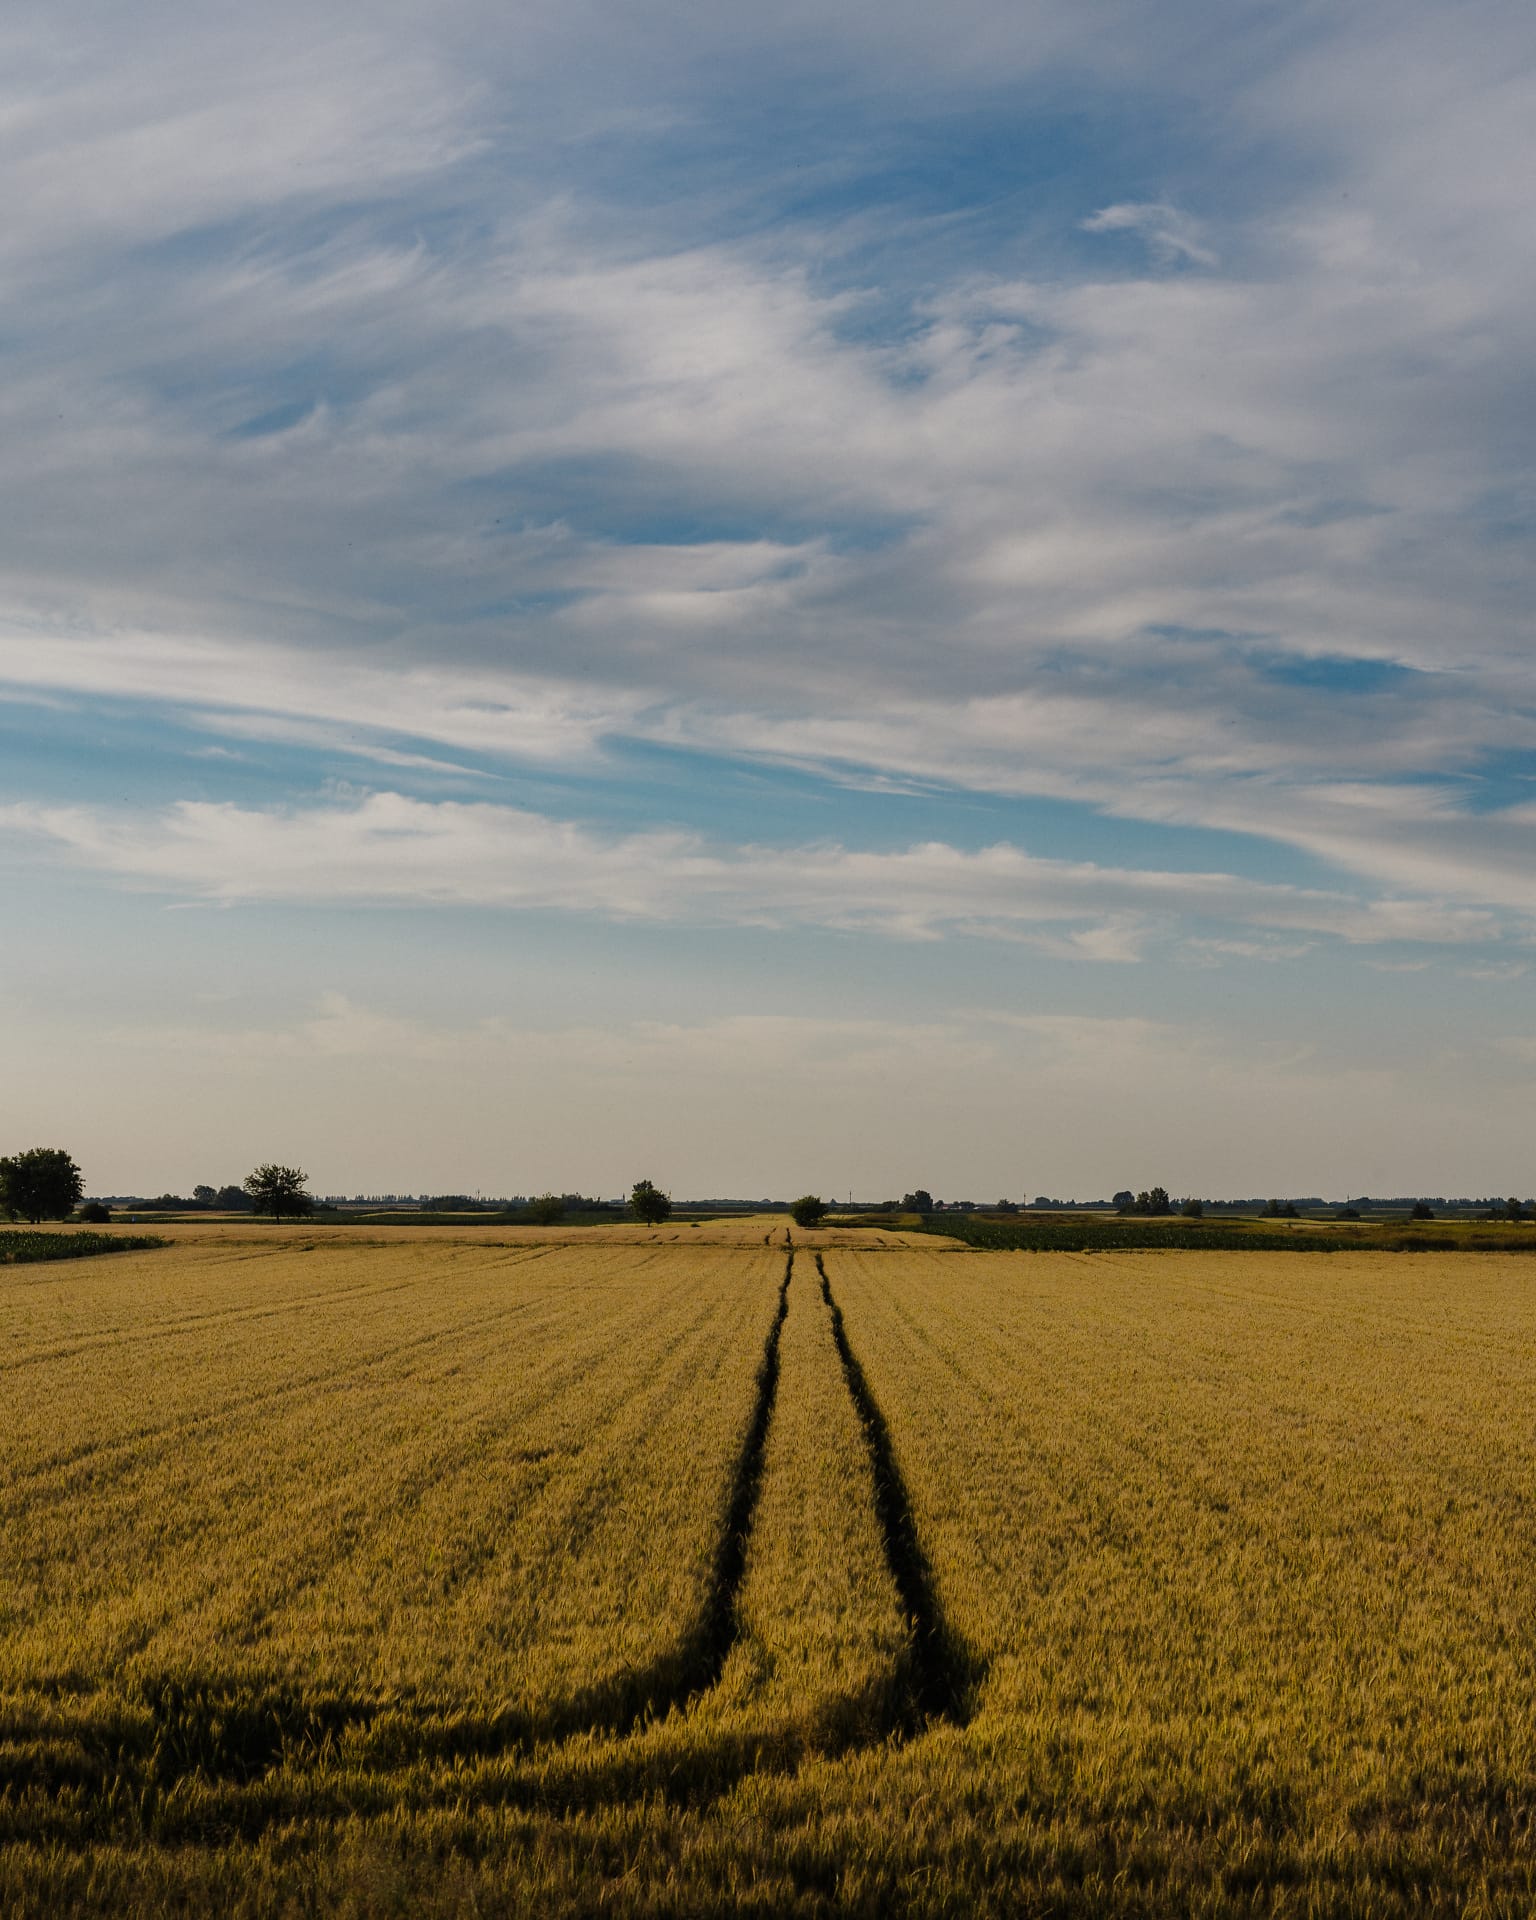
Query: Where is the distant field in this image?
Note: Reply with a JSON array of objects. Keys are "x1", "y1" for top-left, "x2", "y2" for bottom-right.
[
  {"x1": 4, "y1": 1224, "x2": 1536, "y2": 1915},
  {"x1": 905, "y1": 1210, "x2": 1536, "y2": 1253}
]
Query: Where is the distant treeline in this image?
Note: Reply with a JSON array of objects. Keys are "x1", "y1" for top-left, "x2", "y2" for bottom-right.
[{"x1": 90, "y1": 1191, "x2": 792, "y2": 1221}]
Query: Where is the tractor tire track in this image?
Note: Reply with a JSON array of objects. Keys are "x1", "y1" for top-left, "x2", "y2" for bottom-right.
[
  {"x1": 814, "y1": 1253, "x2": 977, "y2": 1727},
  {"x1": 689, "y1": 1247, "x2": 794, "y2": 1694}
]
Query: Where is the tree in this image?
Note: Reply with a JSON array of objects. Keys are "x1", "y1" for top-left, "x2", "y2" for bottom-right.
[
  {"x1": 630, "y1": 1178, "x2": 672, "y2": 1225},
  {"x1": 1410, "y1": 1201, "x2": 1435, "y2": 1220},
  {"x1": 523, "y1": 1193, "x2": 566, "y2": 1225},
  {"x1": 242, "y1": 1164, "x2": 314, "y2": 1222},
  {"x1": 215, "y1": 1184, "x2": 252, "y2": 1211},
  {"x1": 192, "y1": 1185, "x2": 217, "y2": 1208},
  {"x1": 901, "y1": 1189, "x2": 934, "y2": 1214},
  {"x1": 1134, "y1": 1187, "x2": 1172, "y2": 1216},
  {"x1": 1179, "y1": 1198, "x2": 1204, "y2": 1219},
  {"x1": 78, "y1": 1201, "x2": 112, "y2": 1223},
  {"x1": 1112, "y1": 1190, "x2": 1135, "y2": 1212},
  {"x1": 0, "y1": 1148, "x2": 84, "y2": 1223},
  {"x1": 789, "y1": 1194, "x2": 827, "y2": 1229}
]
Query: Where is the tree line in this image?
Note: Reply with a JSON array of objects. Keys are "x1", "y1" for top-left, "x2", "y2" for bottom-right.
[{"x1": 0, "y1": 1151, "x2": 693, "y2": 1230}]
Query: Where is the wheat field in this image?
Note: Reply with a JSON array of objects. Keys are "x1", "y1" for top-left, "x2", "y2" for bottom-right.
[{"x1": 4, "y1": 1222, "x2": 1535, "y2": 1915}]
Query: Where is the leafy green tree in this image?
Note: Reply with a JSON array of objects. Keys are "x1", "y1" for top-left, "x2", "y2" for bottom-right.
[
  {"x1": 78, "y1": 1201, "x2": 112, "y2": 1224},
  {"x1": 192, "y1": 1185, "x2": 217, "y2": 1208},
  {"x1": 242, "y1": 1164, "x2": 314, "y2": 1222},
  {"x1": 1179, "y1": 1198, "x2": 1204, "y2": 1219},
  {"x1": 0, "y1": 1148, "x2": 84, "y2": 1223},
  {"x1": 789, "y1": 1194, "x2": 827, "y2": 1228},
  {"x1": 524, "y1": 1193, "x2": 566, "y2": 1224},
  {"x1": 901, "y1": 1189, "x2": 934, "y2": 1214},
  {"x1": 1112, "y1": 1190, "x2": 1135, "y2": 1212},
  {"x1": 630, "y1": 1178, "x2": 672, "y2": 1225}
]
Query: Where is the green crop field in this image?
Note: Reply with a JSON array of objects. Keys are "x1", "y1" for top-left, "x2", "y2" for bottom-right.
[
  {"x1": 0, "y1": 1230, "x2": 167, "y2": 1265},
  {"x1": 4, "y1": 1222, "x2": 1536, "y2": 1915}
]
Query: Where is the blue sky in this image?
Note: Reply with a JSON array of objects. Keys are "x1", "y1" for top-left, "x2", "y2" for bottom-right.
[{"x1": 2, "y1": 0, "x2": 1534, "y2": 1197}]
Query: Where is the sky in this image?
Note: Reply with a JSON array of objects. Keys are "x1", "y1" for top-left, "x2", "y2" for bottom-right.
[{"x1": 2, "y1": 0, "x2": 1534, "y2": 1200}]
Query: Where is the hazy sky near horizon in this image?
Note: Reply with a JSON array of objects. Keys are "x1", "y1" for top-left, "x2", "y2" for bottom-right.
[{"x1": 3, "y1": 0, "x2": 1535, "y2": 1198}]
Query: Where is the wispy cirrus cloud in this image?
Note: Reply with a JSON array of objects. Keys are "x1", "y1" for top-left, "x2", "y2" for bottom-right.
[
  {"x1": 0, "y1": 790, "x2": 1505, "y2": 952},
  {"x1": 1080, "y1": 200, "x2": 1216, "y2": 266}
]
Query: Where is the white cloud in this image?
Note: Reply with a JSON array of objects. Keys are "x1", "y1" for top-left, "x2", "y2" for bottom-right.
[
  {"x1": 0, "y1": 6, "x2": 478, "y2": 276},
  {"x1": 1081, "y1": 201, "x2": 1217, "y2": 267},
  {"x1": 0, "y1": 626, "x2": 636, "y2": 765},
  {"x1": 0, "y1": 790, "x2": 1507, "y2": 951},
  {"x1": 1180, "y1": 937, "x2": 1315, "y2": 966}
]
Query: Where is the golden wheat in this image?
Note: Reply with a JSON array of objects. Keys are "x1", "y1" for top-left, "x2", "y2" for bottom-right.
[
  {"x1": 6, "y1": 1226, "x2": 1536, "y2": 1916},
  {"x1": 2, "y1": 1233, "x2": 780, "y2": 1733}
]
